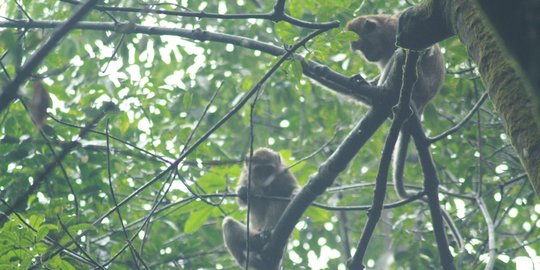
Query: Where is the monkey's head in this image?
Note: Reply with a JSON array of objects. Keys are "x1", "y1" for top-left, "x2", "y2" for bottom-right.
[
  {"x1": 346, "y1": 15, "x2": 399, "y2": 69},
  {"x1": 246, "y1": 148, "x2": 282, "y2": 187}
]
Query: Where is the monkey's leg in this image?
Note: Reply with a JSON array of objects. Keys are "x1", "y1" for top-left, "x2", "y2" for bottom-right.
[
  {"x1": 223, "y1": 217, "x2": 249, "y2": 267},
  {"x1": 222, "y1": 217, "x2": 267, "y2": 268}
]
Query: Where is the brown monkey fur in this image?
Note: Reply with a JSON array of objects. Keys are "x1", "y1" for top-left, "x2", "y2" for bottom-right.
[
  {"x1": 346, "y1": 14, "x2": 445, "y2": 198},
  {"x1": 222, "y1": 147, "x2": 300, "y2": 269},
  {"x1": 346, "y1": 15, "x2": 462, "y2": 249}
]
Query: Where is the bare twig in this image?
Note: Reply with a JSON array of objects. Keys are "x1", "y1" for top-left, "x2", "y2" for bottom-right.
[
  {"x1": 57, "y1": 215, "x2": 105, "y2": 269},
  {"x1": 105, "y1": 119, "x2": 148, "y2": 269},
  {"x1": 59, "y1": 0, "x2": 339, "y2": 29},
  {"x1": 0, "y1": 103, "x2": 115, "y2": 224},
  {"x1": 476, "y1": 197, "x2": 496, "y2": 270},
  {"x1": 429, "y1": 91, "x2": 489, "y2": 143}
]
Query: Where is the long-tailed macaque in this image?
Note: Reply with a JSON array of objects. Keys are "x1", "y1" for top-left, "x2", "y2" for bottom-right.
[
  {"x1": 222, "y1": 147, "x2": 300, "y2": 269},
  {"x1": 346, "y1": 14, "x2": 444, "y2": 198},
  {"x1": 346, "y1": 15, "x2": 462, "y2": 248}
]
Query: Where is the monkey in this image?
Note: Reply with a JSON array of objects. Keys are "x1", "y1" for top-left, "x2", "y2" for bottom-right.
[
  {"x1": 346, "y1": 15, "x2": 463, "y2": 249},
  {"x1": 222, "y1": 147, "x2": 300, "y2": 269},
  {"x1": 346, "y1": 14, "x2": 444, "y2": 198}
]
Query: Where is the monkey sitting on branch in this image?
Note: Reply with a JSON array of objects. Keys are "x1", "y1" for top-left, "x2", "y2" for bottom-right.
[
  {"x1": 346, "y1": 14, "x2": 463, "y2": 249},
  {"x1": 346, "y1": 14, "x2": 445, "y2": 200},
  {"x1": 222, "y1": 147, "x2": 300, "y2": 270}
]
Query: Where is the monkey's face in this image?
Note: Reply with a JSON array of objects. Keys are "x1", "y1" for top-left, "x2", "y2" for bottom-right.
[
  {"x1": 346, "y1": 15, "x2": 397, "y2": 66},
  {"x1": 347, "y1": 17, "x2": 385, "y2": 62},
  {"x1": 252, "y1": 163, "x2": 276, "y2": 180},
  {"x1": 246, "y1": 148, "x2": 282, "y2": 187}
]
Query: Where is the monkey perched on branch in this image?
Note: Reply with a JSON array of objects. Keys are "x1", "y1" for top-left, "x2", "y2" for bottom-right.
[
  {"x1": 346, "y1": 14, "x2": 462, "y2": 249},
  {"x1": 222, "y1": 147, "x2": 300, "y2": 269},
  {"x1": 346, "y1": 14, "x2": 445, "y2": 199}
]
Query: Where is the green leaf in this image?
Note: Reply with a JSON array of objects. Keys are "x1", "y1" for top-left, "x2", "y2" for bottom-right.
[
  {"x1": 274, "y1": 22, "x2": 300, "y2": 44},
  {"x1": 184, "y1": 206, "x2": 212, "y2": 234},
  {"x1": 290, "y1": 59, "x2": 303, "y2": 81},
  {"x1": 29, "y1": 215, "x2": 44, "y2": 229}
]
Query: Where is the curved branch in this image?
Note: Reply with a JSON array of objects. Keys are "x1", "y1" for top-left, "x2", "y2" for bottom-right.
[
  {"x1": 429, "y1": 91, "x2": 489, "y2": 143},
  {"x1": 0, "y1": 19, "x2": 379, "y2": 104}
]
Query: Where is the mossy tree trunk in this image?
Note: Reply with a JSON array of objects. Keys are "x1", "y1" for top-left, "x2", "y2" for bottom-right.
[{"x1": 399, "y1": 0, "x2": 540, "y2": 196}]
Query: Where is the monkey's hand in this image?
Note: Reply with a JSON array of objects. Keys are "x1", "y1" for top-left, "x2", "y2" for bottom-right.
[
  {"x1": 252, "y1": 230, "x2": 271, "y2": 250},
  {"x1": 350, "y1": 74, "x2": 370, "y2": 86},
  {"x1": 237, "y1": 186, "x2": 248, "y2": 204}
]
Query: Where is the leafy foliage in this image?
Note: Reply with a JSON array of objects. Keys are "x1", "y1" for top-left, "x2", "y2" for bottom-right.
[{"x1": 0, "y1": 0, "x2": 538, "y2": 269}]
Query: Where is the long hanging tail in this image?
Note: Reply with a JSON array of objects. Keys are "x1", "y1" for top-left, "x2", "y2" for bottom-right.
[
  {"x1": 393, "y1": 127, "x2": 464, "y2": 250},
  {"x1": 393, "y1": 130, "x2": 412, "y2": 198}
]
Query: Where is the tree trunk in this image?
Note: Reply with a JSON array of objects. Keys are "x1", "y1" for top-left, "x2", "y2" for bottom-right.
[
  {"x1": 400, "y1": 0, "x2": 540, "y2": 196},
  {"x1": 446, "y1": 0, "x2": 540, "y2": 195}
]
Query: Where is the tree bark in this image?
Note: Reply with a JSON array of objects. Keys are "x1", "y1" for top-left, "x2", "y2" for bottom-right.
[
  {"x1": 447, "y1": 0, "x2": 540, "y2": 196},
  {"x1": 399, "y1": 0, "x2": 540, "y2": 196}
]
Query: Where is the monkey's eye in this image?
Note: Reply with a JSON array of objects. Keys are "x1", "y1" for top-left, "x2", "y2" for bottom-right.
[{"x1": 364, "y1": 20, "x2": 376, "y2": 33}]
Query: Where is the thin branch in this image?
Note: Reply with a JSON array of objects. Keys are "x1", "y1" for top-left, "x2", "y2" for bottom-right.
[
  {"x1": 100, "y1": 171, "x2": 176, "y2": 268},
  {"x1": 429, "y1": 91, "x2": 488, "y2": 143},
  {"x1": 14, "y1": 0, "x2": 32, "y2": 21},
  {"x1": 20, "y1": 100, "x2": 80, "y2": 220},
  {"x1": 59, "y1": 0, "x2": 339, "y2": 29},
  {"x1": 105, "y1": 119, "x2": 148, "y2": 269},
  {"x1": 0, "y1": 103, "x2": 115, "y2": 224},
  {"x1": 48, "y1": 113, "x2": 173, "y2": 164},
  {"x1": 0, "y1": 20, "x2": 379, "y2": 104},
  {"x1": 337, "y1": 192, "x2": 351, "y2": 261},
  {"x1": 476, "y1": 197, "x2": 496, "y2": 270},
  {"x1": 0, "y1": 0, "x2": 100, "y2": 114},
  {"x1": 410, "y1": 115, "x2": 455, "y2": 269},
  {"x1": 57, "y1": 215, "x2": 105, "y2": 269}
]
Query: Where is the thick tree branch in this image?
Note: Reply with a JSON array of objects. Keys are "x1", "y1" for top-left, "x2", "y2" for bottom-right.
[
  {"x1": 264, "y1": 107, "x2": 390, "y2": 269},
  {"x1": 475, "y1": 0, "x2": 540, "y2": 117},
  {"x1": 397, "y1": 0, "x2": 453, "y2": 50}
]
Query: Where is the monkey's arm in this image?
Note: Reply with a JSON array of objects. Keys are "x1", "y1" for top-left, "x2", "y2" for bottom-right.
[
  {"x1": 237, "y1": 184, "x2": 266, "y2": 207},
  {"x1": 237, "y1": 186, "x2": 249, "y2": 206}
]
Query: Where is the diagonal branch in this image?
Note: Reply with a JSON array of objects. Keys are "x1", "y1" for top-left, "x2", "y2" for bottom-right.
[
  {"x1": 0, "y1": 103, "x2": 115, "y2": 225},
  {"x1": 266, "y1": 107, "x2": 391, "y2": 268},
  {"x1": 409, "y1": 115, "x2": 455, "y2": 269},
  {"x1": 0, "y1": 0, "x2": 100, "y2": 114}
]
